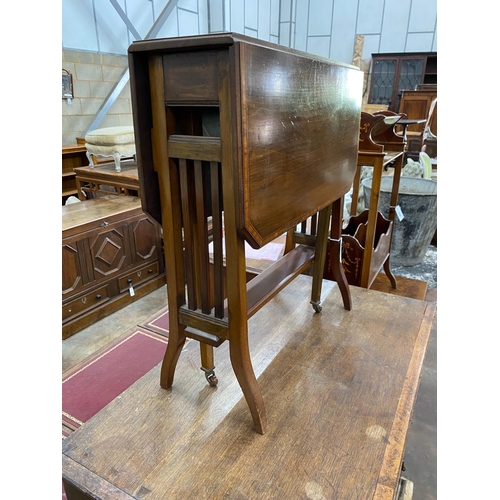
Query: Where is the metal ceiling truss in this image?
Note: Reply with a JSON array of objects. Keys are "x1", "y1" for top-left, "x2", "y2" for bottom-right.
[{"x1": 83, "y1": 0, "x2": 179, "y2": 135}]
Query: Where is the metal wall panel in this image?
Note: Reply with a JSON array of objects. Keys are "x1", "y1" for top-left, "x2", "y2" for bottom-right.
[
  {"x1": 293, "y1": 0, "x2": 309, "y2": 52},
  {"x1": 307, "y1": 0, "x2": 333, "y2": 36},
  {"x1": 379, "y1": 0, "x2": 410, "y2": 53},
  {"x1": 178, "y1": 6, "x2": 200, "y2": 35},
  {"x1": 357, "y1": 0, "x2": 384, "y2": 35},
  {"x1": 62, "y1": 0, "x2": 437, "y2": 61},
  {"x1": 178, "y1": 0, "x2": 198, "y2": 11},
  {"x1": 258, "y1": 0, "x2": 271, "y2": 41},
  {"x1": 208, "y1": 0, "x2": 224, "y2": 32},
  {"x1": 307, "y1": 35, "x2": 331, "y2": 59},
  {"x1": 360, "y1": 34, "x2": 381, "y2": 60},
  {"x1": 406, "y1": 32, "x2": 435, "y2": 52},
  {"x1": 62, "y1": 0, "x2": 99, "y2": 51},
  {"x1": 95, "y1": 0, "x2": 130, "y2": 54},
  {"x1": 230, "y1": 0, "x2": 245, "y2": 33},
  {"x1": 408, "y1": 0, "x2": 437, "y2": 32},
  {"x1": 154, "y1": 7, "x2": 179, "y2": 38},
  {"x1": 330, "y1": 0, "x2": 358, "y2": 63},
  {"x1": 245, "y1": 0, "x2": 259, "y2": 31},
  {"x1": 124, "y1": 0, "x2": 155, "y2": 40}
]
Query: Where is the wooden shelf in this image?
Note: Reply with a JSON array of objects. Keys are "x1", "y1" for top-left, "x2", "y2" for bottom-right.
[{"x1": 62, "y1": 144, "x2": 89, "y2": 204}]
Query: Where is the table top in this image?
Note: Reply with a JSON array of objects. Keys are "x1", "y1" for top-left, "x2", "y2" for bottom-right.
[
  {"x1": 62, "y1": 144, "x2": 87, "y2": 154},
  {"x1": 397, "y1": 118, "x2": 426, "y2": 126},
  {"x1": 62, "y1": 274, "x2": 435, "y2": 500},
  {"x1": 62, "y1": 195, "x2": 142, "y2": 234},
  {"x1": 130, "y1": 33, "x2": 364, "y2": 249},
  {"x1": 73, "y1": 161, "x2": 139, "y2": 182}
]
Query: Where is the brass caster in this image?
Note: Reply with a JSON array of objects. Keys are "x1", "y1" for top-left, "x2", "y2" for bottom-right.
[
  {"x1": 201, "y1": 366, "x2": 218, "y2": 387},
  {"x1": 311, "y1": 301, "x2": 322, "y2": 313}
]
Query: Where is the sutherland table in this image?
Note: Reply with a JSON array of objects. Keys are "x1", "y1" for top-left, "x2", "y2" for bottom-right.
[
  {"x1": 128, "y1": 32, "x2": 363, "y2": 434},
  {"x1": 62, "y1": 275, "x2": 436, "y2": 500}
]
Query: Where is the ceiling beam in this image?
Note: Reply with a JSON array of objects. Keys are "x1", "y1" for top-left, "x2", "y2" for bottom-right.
[{"x1": 83, "y1": 0, "x2": 179, "y2": 135}]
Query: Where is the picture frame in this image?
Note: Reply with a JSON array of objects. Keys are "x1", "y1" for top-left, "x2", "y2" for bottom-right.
[{"x1": 62, "y1": 69, "x2": 74, "y2": 99}]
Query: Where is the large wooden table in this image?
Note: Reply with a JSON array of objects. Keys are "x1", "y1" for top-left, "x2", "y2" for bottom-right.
[
  {"x1": 74, "y1": 161, "x2": 140, "y2": 200},
  {"x1": 62, "y1": 274, "x2": 435, "y2": 500}
]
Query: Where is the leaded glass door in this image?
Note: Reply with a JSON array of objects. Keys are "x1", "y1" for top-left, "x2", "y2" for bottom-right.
[{"x1": 368, "y1": 54, "x2": 427, "y2": 111}]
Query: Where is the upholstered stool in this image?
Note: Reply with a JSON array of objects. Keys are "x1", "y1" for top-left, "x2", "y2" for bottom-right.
[{"x1": 85, "y1": 126, "x2": 135, "y2": 172}]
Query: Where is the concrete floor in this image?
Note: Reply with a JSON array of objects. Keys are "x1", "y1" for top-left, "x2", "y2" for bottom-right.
[{"x1": 62, "y1": 280, "x2": 437, "y2": 499}]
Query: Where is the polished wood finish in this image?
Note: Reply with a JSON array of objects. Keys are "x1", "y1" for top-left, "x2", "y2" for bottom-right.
[
  {"x1": 62, "y1": 275, "x2": 436, "y2": 500},
  {"x1": 398, "y1": 89, "x2": 437, "y2": 136},
  {"x1": 368, "y1": 52, "x2": 437, "y2": 111},
  {"x1": 62, "y1": 196, "x2": 165, "y2": 339},
  {"x1": 128, "y1": 33, "x2": 363, "y2": 433},
  {"x1": 74, "y1": 161, "x2": 140, "y2": 200},
  {"x1": 370, "y1": 273, "x2": 428, "y2": 300},
  {"x1": 62, "y1": 144, "x2": 89, "y2": 203},
  {"x1": 343, "y1": 112, "x2": 406, "y2": 289}
]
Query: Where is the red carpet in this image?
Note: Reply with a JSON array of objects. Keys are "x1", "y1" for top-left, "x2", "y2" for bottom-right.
[
  {"x1": 62, "y1": 326, "x2": 168, "y2": 439},
  {"x1": 139, "y1": 305, "x2": 170, "y2": 336}
]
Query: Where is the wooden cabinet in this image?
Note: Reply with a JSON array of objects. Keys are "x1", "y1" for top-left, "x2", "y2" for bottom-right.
[
  {"x1": 62, "y1": 196, "x2": 165, "y2": 339},
  {"x1": 398, "y1": 88, "x2": 437, "y2": 134},
  {"x1": 62, "y1": 144, "x2": 89, "y2": 204},
  {"x1": 368, "y1": 52, "x2": 437, "y2": 111}
]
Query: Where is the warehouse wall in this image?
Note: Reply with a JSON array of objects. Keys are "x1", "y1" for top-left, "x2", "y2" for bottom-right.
[{"x1": 62, "y1": 0, "x2": 437, "y2": 144}]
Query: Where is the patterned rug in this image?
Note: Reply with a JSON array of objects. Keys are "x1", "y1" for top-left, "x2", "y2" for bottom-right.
[{"x1": 62, "y1": 325, "x2": 168, "y2": 439}]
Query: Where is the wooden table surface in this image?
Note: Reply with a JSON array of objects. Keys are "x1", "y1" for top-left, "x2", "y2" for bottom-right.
[
  {"x1": 73, "y1": 160, "x2": 138, "y2": 183},
  {"x1": 62, "y1": 275, "x2": 435, "y2": 500},
  {"x1": 62, "y1": 195, "x2": 143, "y2": 235}
]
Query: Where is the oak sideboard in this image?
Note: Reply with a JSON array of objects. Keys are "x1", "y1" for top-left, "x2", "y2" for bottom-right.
[{"x1": 62, "y1": 196, "x2": 165, "y2": 339}]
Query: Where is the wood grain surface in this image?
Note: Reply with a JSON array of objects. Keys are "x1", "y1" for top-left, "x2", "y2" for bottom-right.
[{"x1": 63, "y1": 275, "x2": 435, "y2": 500}]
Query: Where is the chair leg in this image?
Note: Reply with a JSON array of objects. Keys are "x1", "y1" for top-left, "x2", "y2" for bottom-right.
[
  {"x1": 113, "y1": 153, "x2": 122, "y2": 173},
  {"x1": 86, "y1": 151, "x2": 95, "y2": 168}
]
